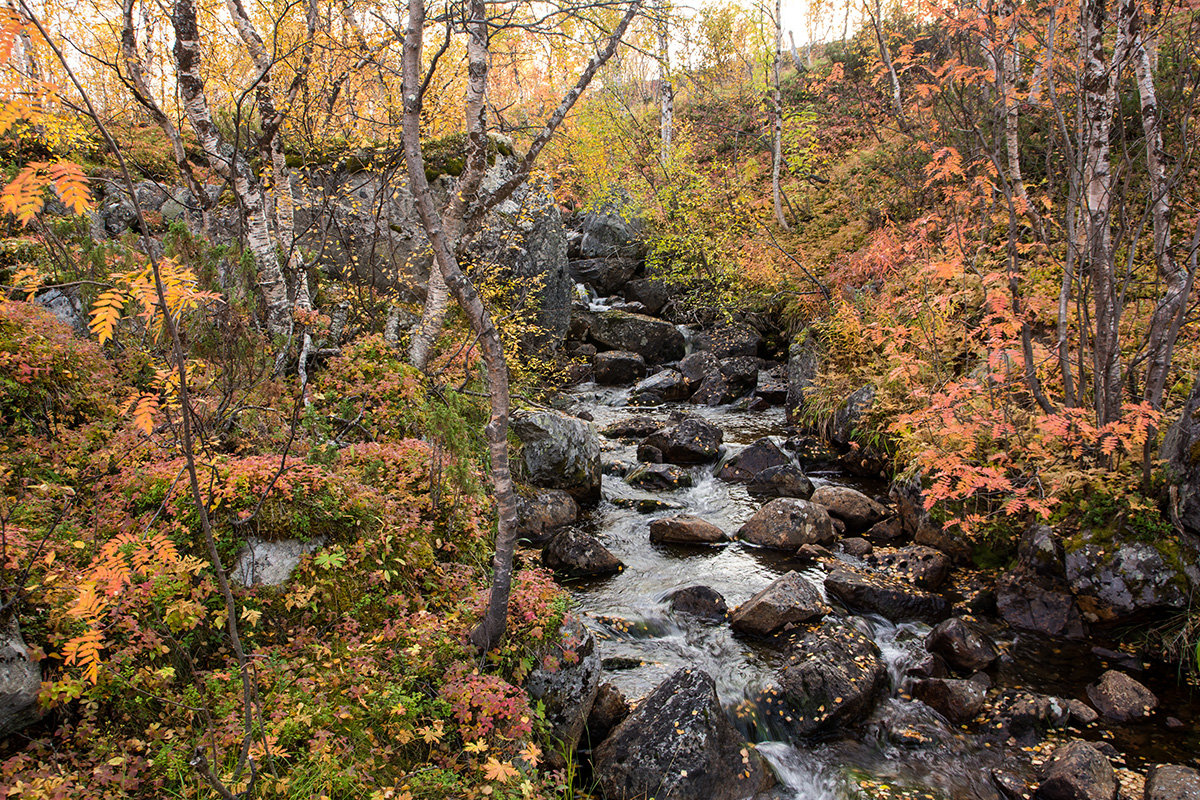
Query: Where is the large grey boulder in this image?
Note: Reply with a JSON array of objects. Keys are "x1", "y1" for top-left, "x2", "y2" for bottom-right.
[
  {"x1": 542, "y1": 529, "x2": 623, "y2": 578},
  {"x1": 630, "y1": 369, "x2": 690, "y2": 403},
  {"x1": 1, "y1": 617, "x2": 42, "y2": 738},
  {"x1": 593, "y1": 350, "x2": 646, "y2": 385},
  {"x1": 729, "y1": 571, "x2": 828, "y2": 635},
  {"x1": 577, "y1": 200, "x2": 645, "y2": 259},
  {"x1": 785, "y1": 332, "x2": 821, "y2": 424},
  {"x1": 1035, "y1": 741, "x2": 1117, "y2": 800},
  {"x1": 526, "y1": 617, "x2": 601, "y2": 762},
  {"x1": 516, "y1": 489, "x2": 579, "y2": 544},
  {"x1": 690, "y1": 356, "x2": 759, "y2": 406},
  {"x1": 511, "y1": 409, "x2": 602, "y2": 504},
  {"x1": 568, "y1": 257, "x2": 639, "y2": 295},
  {"x1": 232, "y1": 537, "x2": 325, "y2": 587},
  {"x1": 738, "y1": 498, "x2": 835, "y2": 550},
  {"x1": 694, "y1": 323, "x2": 762, "y2": 359},
  {"x1": 822, "y1": 385, "x2": 876, "y2": 446},
  {"x1": 1064, "y1": 530, "x2": 1199, "y2": 619},
  {"x1": 593, "y1": 668, "x2": 772, "y2": 800},
  {"x1": 649, "y1": 515, "x2": 728, "y2": 545},
  {"x1": 590, "y1": 310, "x2": 685, "y2": 364},
  {"x1": 863, "y1": 545, "x2": 950, "y2": 590},
  {"x1": 765, "y1": 618, "x2": 888, "y2": 737}
]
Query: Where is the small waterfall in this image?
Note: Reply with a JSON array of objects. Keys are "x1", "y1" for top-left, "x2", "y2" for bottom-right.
[{"x1": 756, "y1": 743, "x2": 846, "y2": 800}]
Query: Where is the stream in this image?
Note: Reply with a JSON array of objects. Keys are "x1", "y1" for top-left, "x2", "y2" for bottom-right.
[{"x1": 558, "y1": 375, "x2": 1200, "y2": 799}]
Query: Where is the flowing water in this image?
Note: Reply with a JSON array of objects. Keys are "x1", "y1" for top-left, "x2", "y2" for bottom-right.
[{"x1": 559, "y1": 371, "x2": 1200, "y2": 798}]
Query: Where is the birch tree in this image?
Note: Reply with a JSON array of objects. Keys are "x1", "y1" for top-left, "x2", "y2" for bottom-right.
[
  {"x1": 400, "y1": 0, "x2": 642, "y2": 650},
  {"x1": 771, "y1": 0, "x2": 788, "y2": 228}
]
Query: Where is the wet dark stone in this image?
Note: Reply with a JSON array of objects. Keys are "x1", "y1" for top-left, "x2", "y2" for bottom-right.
[
  {"x1": 625, "y1": 463, "x2": 693, "y2": 491},
  {"x1": 594, "y1": 349, "x2": 647, "y2": 385},
  {"x1": 925, "y1": 617, "x2": 999, "y2": 672},
  {"x1": 585, "y1": 682, "x2": 630, "y2": 747},
  {"x1": 649, "y1": 514, "x2": 728, "y2": 545},
  {"x1": 1145, "y1": 764, "x2": 1200, "y2": 800},
  {"x1": 810, "y1": 485, "x2": 888, "y2": 533},
  {"x1": 1085, "y1": 670, "x2": 1158, "y2": 723},
  {"x1": 516, "y1": 489, "x2": 579, "y2": 545},
  {"x1": 738, "y1": 497, "x2": 835, "y2": 550},
  {"x1": 639, "y1": 416, "x2": 724, "y2": 465},
  {"x1": 729, "y1": 571, "x2": 828, "y2": 635},
  {"x1": 542, "y1": 529, "x2": 623, "y2": 578},
  {"x1": 1035, "y1": 741, "x2": 1116, "y2": 800},
  {"x1": 824, "y1": 568, "x2": 952, "y2": 623},
  {"x1": 593, "y1": 668, "x2": 772, "y2": 800},
  {"x1": 864, "y1": 544, "x2": 951, "y2": 590},
  {"x1": 840, "y1": 537, "x2": 874, "y2": 557},
  {"x1": 911, "y1": 677, "x2": 986, "y2": 723},
  {"x1": 667, "y1": 585, "x2": 729, "y2": 619}
]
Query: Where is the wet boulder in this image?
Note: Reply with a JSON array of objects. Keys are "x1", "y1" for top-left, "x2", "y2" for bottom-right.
[
  {"x1": 991, "y1": 690, "x2": 1072, "y2": 739},
  {"x1": 824, "y1": 568, "x2": 951, "y2": 623},
  {"x1": 625, "y1": 463, "x2": 693, "y2": 491},
  {"x1": 593, "y1": 350, "x2": 646, "y2": 385},
  {"x1": 630, "y1": 369, "x2": 690, "y2": 402},
  {"x1": 602, "y1": 417, "x2": 662, "y2": 440},
  {"x1": 810, "y1": 485, "x2": 888, "y2": 534},
  {"x1": 690, "y1": 356, "x2": 759, "y2": 406},
  {"x1": 755, "y1": 370, "x2": 789, "y2": 404},
  {"x1": 542, "y1": 529, "x2": 623, "y2": 578},
  {"x1": 729, "y1": 571, "x2": 828, "y2": 635},
  {"x1": 1144, "y1": 764, "x2": 1200, "y2": 800},
  {"x1": 511, "y1": 409, "x2": 602, "y2": 504},
  {"x1": 526, "y1": 617, "x2": 601, "y2": 761},
  {"x1": 748, "y1": 464, "x2": 815, "y2": 498},
  {"x1": 716, "y1": 438, "x2": 801, "y2": 488},
  {"x1": 925, "y1": 617, "x2": 999, "y2": 672},
  {"x1": 590, "y1": 310, "x2": 685, "y2": 364},
  {"x1": 766, "y1": 618, "x2": 888, "y2": 737},
  {"x1": 639, "y1": 416, "x2": 724, "y2": 464},
  {"x1": 516, "y1": 489, "x2": 579, "y2": 544},
  {"x1": 694, "y1": 323, "x2": 762, "y2": 359},
  {"x1": 996, "y1": 571, "x2": 1086, "y2": 639},
  {"x1": 568, "y1": 257, "x2": 639, "y2": 295},
  {"x1": 864, "y1": 545, "x2": 950, "y2": 590},
  {"x1": 585, "y1": 682, "x2": 630, "y2": 747},
  {"x1": 841, "y1": 537, "x2": 874, "y2": 557},
  {"x1": 1064, "y1": 530, "x2": 1199, "y2": 619},
  {"x1": 678, "y1": 350, "x2": 720, "y2": 387},
  {"x1": 649, "y1": 514, "x2": 728, "y2": 545},
  {"x1": 667, "y1": 586, "x2": 729, "y2": 619},
  {"x1": 1085, "y1": 670, "x2": 1158, "y2": 723},
  {"x1": 911, "y1": 677, "x2": 987, "y2": 724},
  {"x1": 822, "y1": 384, "x2": 876, "y2": 447},
  {"x1": 593, "y1": 668, "x2": 772, "y2": 800},
  {"x1": 1, "y1": 618, "x2": 43, "y2": 737},
  {"x1": 738, "y1": 498, "x2": 835, "y2": 550},
  {"x1": 1035, "y1": 741, "x2": 1116, "y2": 800}
]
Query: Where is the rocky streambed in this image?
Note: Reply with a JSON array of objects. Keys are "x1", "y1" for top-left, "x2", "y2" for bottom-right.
[{"x1": 510, "y1": 284, "x2": 1200, "y2": 800}]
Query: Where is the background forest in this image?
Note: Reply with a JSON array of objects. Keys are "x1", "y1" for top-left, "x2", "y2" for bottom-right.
[{"x1": 1, "y1": 0, "x2": 1200, "y2": 795}]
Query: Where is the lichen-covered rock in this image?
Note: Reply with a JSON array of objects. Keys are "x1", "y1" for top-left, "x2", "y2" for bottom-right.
[
  {"x1": 729, "y1": 571, "x2": 828, "y2": 635},
  {"x1": 1085, "y1": 670, "x2": 1158, "y2": 723},
  {"x1": 810, "y1": 485, "x2": 887, "y2": 533},
  {"x1": 824, "y1": 568, "x2": 951, "y2": 623},
  {"x1": 542, "y1": 529, "x2": 623, "y2": 578},
  {"x1": 748, "y1": 464, "x2": 815, "y2": 499},
  {"x1": 516, "y1": 489, "x2": 579, "y2": 544},
  {"x1": 1, "y1": 617, "x2": 42, "y2": 738},
  {"x1": 525, "y1": 617, "x2": 600, "y2": 761},
  {"x1": 785, "y1": 332, "x2": 821, "y2": 424},
  {"x1": 622, "y1": 278, "x2": 670, "y2": 316},
  {"x1": 864, "y1": 545, "x2": 950, "y2": 590},
  {"x1": 639, "y1": 416, "x2": 724, "y2": 465},
  {"x1": 678, "y1": 350, "x2": 720, "y2": 388},
  {"x1": 576, "y1": 200, "x2": 645, "y2": 260},
  {"x1": 232, "y1": 537, "x2": 325, "y2": 587},
  {"x1": 625, "y1": 463, "x2": 693, "y2": 491},
  {"x1": 1064, "y1": 530, "x2": 1199, "y2": 619},
  {"x1": 694, "y1": 323, "x2": 762, "y2": 359},
  {"x1": 630, "y1": 369, "x2": 689, "y2": 402},
  {"x1": 925, "y1": 617, "x2": 999, "y2": 672},
  {"x1": 593, "y1": 668, "x2": 772, "y2": 800},
  {"x1": 1020, "y1": 525, "x2": 1066, "y2": 580},
  {"x1": 593, "y1": 350, "x2": 646, "y2": 385},
  {"x1": 649, "y1": 515, "x2": 728, "y2": 545},
  {"x1": 738, "y1": 498, "x2": 835, "y2": 550},
  {"x1": 1035, "y1": 741, "x2": 1116, "y2": 800},
  {"x1": 1144, "y1": 764, "x2": 1200, "y2": 800},
  {"x1": 690, "y1": 356, "x2": 759, "y2": 406},
  {"x1": 761, "y1": 618, "x2": 888, "y2": 737},
  {"x1": 568, "y1": 257, "x2": 639, "y2": 295},
  {"x1": 511, "y1": 409, "x2": 602, "y2": 504},
  {"x1": 590, "y1": 310, "x2": 685, "y2": 364}
]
